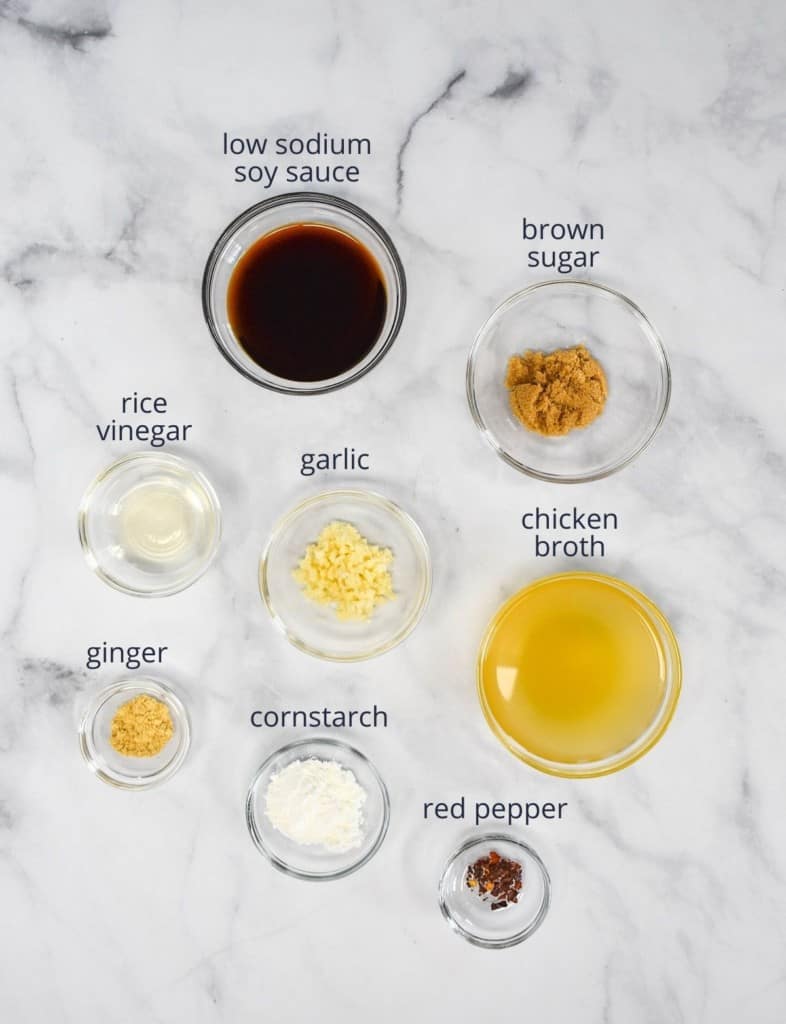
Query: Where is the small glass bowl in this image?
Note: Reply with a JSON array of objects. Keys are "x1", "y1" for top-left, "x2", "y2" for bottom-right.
[
  {"x1": 202, "y1": 192, "x2": 407, "y2": 394},
  {"x1": 260, "y1": 489, "x2": 431, "y2": 661},
  {"x1": 467, "y1": 280, "x2": 671, "y2": 482},
  {"x1": 79, "y1": 678, "x2": 191, "y2": 790},
  {"x1": 245, "y1": 737, "x2": 390, "y2": 880},
  {"x1": 439, "y1": 835, "x2": 551, "y2": 949},
  {"x1": 78, "y1": 452, "x2": 222, "y2": 597}
]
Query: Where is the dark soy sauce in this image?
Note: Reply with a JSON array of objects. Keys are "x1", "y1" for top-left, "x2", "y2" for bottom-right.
[{"x1": 227, "y1": 223, "x2": 387, "y2": 383}]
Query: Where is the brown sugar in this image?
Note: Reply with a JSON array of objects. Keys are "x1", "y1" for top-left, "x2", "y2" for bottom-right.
[
  {"x1": 110, "y1": 694, "x2": 174, "y2": 758},
  {"x1": 505, "y1": 344, "x2": 608, "y2": 437}
]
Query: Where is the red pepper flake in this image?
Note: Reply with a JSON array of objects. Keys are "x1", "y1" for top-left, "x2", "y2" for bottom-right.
[{"x1": 466, "y1": 850, "x2": 523, "y2": 911}]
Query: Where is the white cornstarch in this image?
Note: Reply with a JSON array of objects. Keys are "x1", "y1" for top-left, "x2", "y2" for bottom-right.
[{"x1": 264, "y1": 757, "x2": 367, "y2": 852}]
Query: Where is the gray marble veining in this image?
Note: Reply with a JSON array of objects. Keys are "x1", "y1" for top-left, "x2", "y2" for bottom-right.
[{"x1": 1, "y1": 0, "x2": 786, "y2": 1021}]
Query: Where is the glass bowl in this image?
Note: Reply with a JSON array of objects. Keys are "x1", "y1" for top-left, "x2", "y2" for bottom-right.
[
  {"x1": 260, "y1": 489, "x2": 431, "y2": 661},
  {"x1": 202, "y1": 192, "x2": 406, "y2": 394},
  {"x1": 477, "y1": 572, "x2": 682, "y2": 778},
  {"x1": 466, "y1": 280, "x2": 671, "y2": 482},
  {"x1": 78, "y1": 452, "x2": 222, "y2": 597},
  {"x1": 439, "y1": 835, "x2": 551, "y2": 949},
  {"x1": 79, "y1": 678, "x2": 191, "y2": 789},
  {"x1": 245, "y1": 737, "x2": 390, "y2": 880}
]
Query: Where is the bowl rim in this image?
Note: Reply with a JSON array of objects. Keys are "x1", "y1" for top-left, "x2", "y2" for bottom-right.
[
  {"x1": 78, "y1": 450, "x2": 223, "y2": 598},
  {"x1": 245, "y1": 736, "x2": 391, "y2": 881},
  {"x1": 466, "y1": 279, "x2": 672, "y2": 483},
  {"x1": 476, "y1": 571, "x2": 682, "y2": 778},
  {"x1": 78, "y1": 676, "x2": 192, "y2": 790},
  {"x1": 438, "y1": 833, "x2": 552, "y2": 949},
  {"x1": 201, "y1": 191, "x2": 407, "y2": 395},
  {"x1": 259, "y1": 488, "x2": 432, "y2": 662}
]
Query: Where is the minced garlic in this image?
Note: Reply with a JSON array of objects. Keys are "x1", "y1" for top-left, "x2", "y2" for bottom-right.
[{"x1": 293, "y1": 520, "x2": 394, "y2": 621}]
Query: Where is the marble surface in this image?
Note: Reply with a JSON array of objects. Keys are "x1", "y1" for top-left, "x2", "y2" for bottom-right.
[{"x1": 2, "y1": 0, "x2": 786, "y2": 1020}]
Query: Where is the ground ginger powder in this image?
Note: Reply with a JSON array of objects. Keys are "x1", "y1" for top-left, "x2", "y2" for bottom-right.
[
  {"x1": 110, "y1": 695, "x2": 174, "y2": 757},
  {"x1": 505, "y1": 344, "x2": 608, "y2": 437},
  {"x1": 293, "y1": 520, "x2": 395, "y2": 622}
]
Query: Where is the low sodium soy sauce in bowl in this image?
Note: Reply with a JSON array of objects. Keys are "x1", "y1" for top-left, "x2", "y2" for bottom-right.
[
  {"x1": 202, "y1": 193, "x2": 406, "y2": 394},
  {"x1": 227, "y1": 224, "x2": 387, "y2": 383}
]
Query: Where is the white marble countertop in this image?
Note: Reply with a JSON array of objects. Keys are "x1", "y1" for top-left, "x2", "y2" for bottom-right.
[{"x1": 2, "y1": 1, "x2": 786, "y2": 1021}]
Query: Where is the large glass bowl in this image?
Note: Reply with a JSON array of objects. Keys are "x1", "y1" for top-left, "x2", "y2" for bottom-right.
[
  {"x1": 467, "y1": 281, "x2": 671, "y2": 482},
  {"x1": 260, "y1": 489, "x2": 431, "y2": 661},
  {"x1": 477, "y1": 572, "x2": 682, "y2": 778},
  {"x1": 202, "y1": 192, "x2": 406, "y2": 394}
]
